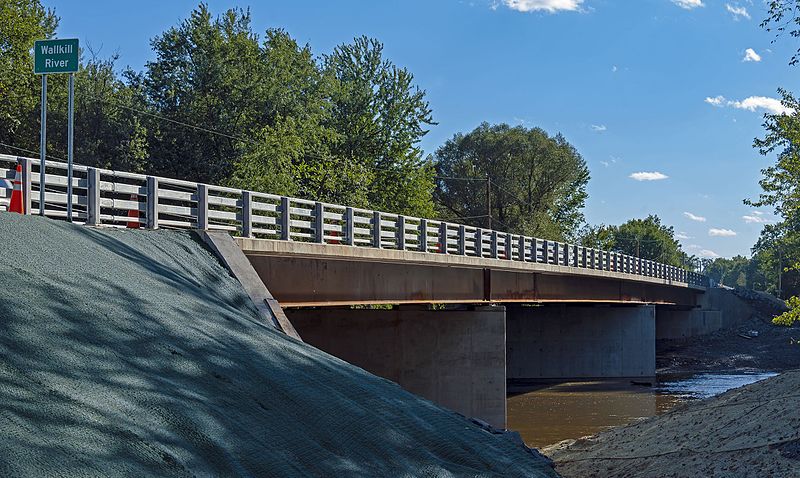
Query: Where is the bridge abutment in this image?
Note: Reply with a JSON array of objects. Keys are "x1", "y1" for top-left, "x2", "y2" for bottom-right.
[
  {"x1": 506, "y1": 304, "x2": 656, "y2": 381},
  {"x1": 285, "y1": 306, "x2": 507, "y2": 428},
  {"x1": 655, "y1": 288, "x2": 754, "y2": 339}
]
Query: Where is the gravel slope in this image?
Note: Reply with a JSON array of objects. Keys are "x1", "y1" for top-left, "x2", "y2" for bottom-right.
[{"x1": 0, "y1": 214, "x2": 557, "y2": 477}]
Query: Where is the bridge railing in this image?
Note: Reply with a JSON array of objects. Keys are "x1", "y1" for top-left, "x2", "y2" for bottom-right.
[{"x1": 0, "y1": 154, "x2": 708, "y2": 289}]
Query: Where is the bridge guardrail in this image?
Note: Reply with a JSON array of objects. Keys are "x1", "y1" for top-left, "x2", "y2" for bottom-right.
[{"x1": 0, "y1": 154, "x2": 708, "y2": 289}]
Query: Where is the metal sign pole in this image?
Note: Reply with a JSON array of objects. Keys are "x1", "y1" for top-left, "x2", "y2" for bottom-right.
[
  {"x1": 40, "y1": 74, "x2": 47, "y2": 216},
  {"x1": 67, "y1": 72, "x2": 74, "y2": 221}
]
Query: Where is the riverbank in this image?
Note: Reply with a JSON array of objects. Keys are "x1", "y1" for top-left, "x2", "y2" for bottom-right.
[
  {"x1": 658, "y1": 288, "x2": 797, "y2": 374},
  {"x1": 545, "y1": 369, "x2": 800, "y2": 477},
  {"x1": 543, "y1": 289, "x2": 800, "y2": 476}
]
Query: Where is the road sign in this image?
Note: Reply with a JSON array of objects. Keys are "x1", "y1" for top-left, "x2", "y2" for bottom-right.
[
  {"x1": 34, "y1": 38, "x2": 79, "y2": 74},
  {"x1": 33, "y1": 38, "x2": 79, "y2": 218}
]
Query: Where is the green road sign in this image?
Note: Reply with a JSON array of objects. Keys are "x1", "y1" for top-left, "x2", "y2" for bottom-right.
[{"x1": 34, "y1": 38, "x2": 79, "y2": 74}]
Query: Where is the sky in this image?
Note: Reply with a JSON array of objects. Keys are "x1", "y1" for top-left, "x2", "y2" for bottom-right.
[{"x1": 43, "y1": 0, "x2": 799, "y2": 259}]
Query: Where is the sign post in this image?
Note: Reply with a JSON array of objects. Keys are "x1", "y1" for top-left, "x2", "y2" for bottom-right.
[{"x1": 34, "y1": 38, "x2": 79, "y2": 219}]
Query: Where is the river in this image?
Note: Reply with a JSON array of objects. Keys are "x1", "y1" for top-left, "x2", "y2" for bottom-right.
[{"x1": 507, "y1": 372, "x2": 777, "y2": 448}]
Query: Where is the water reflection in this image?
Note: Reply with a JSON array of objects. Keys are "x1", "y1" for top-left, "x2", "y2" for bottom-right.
[{"x1": 507, "y1": 372, "x2": 776, "y2": 448}]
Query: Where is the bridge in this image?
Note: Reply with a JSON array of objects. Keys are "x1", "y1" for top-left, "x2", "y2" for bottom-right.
[{"x1": 1, "y1": 154, "x2": 725, "y2": 429}]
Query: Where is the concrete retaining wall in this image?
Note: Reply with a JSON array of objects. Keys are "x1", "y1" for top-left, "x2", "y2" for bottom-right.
[
  {"x1": 286, "y1": 306, "x2": 507, "y2": 428},
  {"x1": 506, "y1": 305, "x2": 656, "y2": 380}
]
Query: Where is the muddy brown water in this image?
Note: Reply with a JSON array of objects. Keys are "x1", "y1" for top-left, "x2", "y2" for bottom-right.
[{"x1": 507, "y1": 372, "x2": 777, "y2": 448}]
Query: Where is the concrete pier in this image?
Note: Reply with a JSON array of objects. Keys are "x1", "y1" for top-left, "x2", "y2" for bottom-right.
[
  {"x1": 506, "y1": 304, "x2": 656, "y2": 381},
  {"x1": 286, "y1": 306, "x2": 507, "y2": 428}
]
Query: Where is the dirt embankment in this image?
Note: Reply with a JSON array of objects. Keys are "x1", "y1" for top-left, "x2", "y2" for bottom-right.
[
  {"x1": 545, "y1": 369, "x2": 800, "y2": 478},
  {"x1": 658, "y1": 289, "x2": 800, "y2": 374},
  {"x1": 546, "y1": 289, "x2": 800, "y2": 477},
  {"x1": 0, "y1": 214, "x2": 557, "y2": 478}
]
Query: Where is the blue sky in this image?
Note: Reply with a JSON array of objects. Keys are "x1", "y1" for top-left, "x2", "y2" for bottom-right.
[{"x1": 45, "y1": 0, "x2": 798, "y2": 258}]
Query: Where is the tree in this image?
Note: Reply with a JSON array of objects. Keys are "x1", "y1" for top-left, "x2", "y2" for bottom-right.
[
  {"x1": 433, "y1": 122, "x2": 589, "y2": 241},
  {"x1": 747, "y1": 89, "x2": 800, "y2": 219},
  {"x1": 747, "y1": 90, "x2": 800, "y2": 297},
  {"x1": 44, "y1": 54, "x2": 149, "y2": 172},
  {"x1": 704, "y1": 256, "x2": 751, "y2": 288},
  {"x1": 580, "y1": 215, "x2": 689, "y2": 268},
  {"x1": 3, "y1": 2, "x2": 439, "y2": 219},
  {"x1": 227, "y1": 28, "x2": 335, "y2": 199},
  {"x1": 323, "y1": 36, "x2": 436, "y2": 216},
  {"x1": 140, "y1": 5, "x2": 266, "y2": 184},
  {"x1": 0, "y1": 0, "x2": 58, "y2": 154},
  {"x1": 762, "y1": 1, "x2": 800, "y2": 65}
]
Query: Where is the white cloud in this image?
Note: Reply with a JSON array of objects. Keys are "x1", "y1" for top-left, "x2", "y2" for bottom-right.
[
  {"x1": 683, "y1": 212, "x2": 706, "y2": 222},
  {"x1": 686, "y1": 244, "x2": 720, "y2": 258},
  {"x1": 672, "y1": 0, "x2": 704, "y2": 9},
  {"x1": 704, "y1": 95, "x2": 794, "y2": 115},
  {"x1": 591, "y1": 124, "x2": 607, "y2": 132},
  {"x1": 731, "y1": 96, "x2": 793, "y2": 115},
  {"x1": 630, "y1": 171, "x2": 668, "y2": 181},
  {"x1": 709, "y1": 228, "x2": 737, "y2": 237},
  {"x1": 742, "y1": 215, "x2": 766, "y2": 223},
  {"x1": 501, "y1": 0, "x2": 583, "y2": 13},
  {"x1": 743, "y1": 48, "x2": 761, "y2": 62},
  {"x1": 600, "y1": 160, "x2": 610, "y2": 167},
  {"x1": 675, "y1": 232, "x2": 691, "y2": 240},
  {"x1": 699, "y1": 249, "x2": 721, "y2": 258},
  {"x1": 743, "y1": 211, "x2": 772, "y2": 224},
  {"x1": 726, "y1": 4, "x2": 750, "y2": 20}
]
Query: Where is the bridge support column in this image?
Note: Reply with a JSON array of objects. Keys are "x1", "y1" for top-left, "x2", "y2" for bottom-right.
[
  {"x1": 286, "y1": 306, "x2": 507, "y2": 428},
  {"x1": 506, "y1": 304, "x2": 655, "y2": 381}
]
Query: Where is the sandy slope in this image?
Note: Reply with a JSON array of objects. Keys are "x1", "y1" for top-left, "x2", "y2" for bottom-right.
[
  {"x1": 0, "y1": 214, "x2": 557, "y2": 477},
  {"x1": 545, "y1": 370, "x2": 800, "y2": 478}
]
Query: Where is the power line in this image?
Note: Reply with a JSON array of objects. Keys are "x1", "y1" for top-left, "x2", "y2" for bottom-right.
[{"x1": 0, "y1": 142, "x2": 66, "y2": 162}]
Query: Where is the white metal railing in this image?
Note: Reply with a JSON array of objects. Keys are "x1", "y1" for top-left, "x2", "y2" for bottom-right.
[{"x1": 0, "y1": 154, "x2": 708, "y2": 289}]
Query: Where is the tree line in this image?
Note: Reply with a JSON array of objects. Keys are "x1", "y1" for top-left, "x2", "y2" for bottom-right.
[
  {"x1": 2, "y1": 1, "x2": 595, "y2": 241},
  {"x1": 3, "y1": 1, "x2": 706, "y2": 267}
]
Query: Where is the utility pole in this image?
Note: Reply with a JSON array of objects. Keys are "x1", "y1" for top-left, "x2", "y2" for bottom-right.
[{"x1": 486, "y1": 176, "x2": 492, "y2": 230}]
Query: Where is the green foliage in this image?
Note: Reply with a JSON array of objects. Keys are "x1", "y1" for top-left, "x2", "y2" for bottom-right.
[
  {"x1": 704, "y1": 256, "x2": 751, "y2": 288},
  {"x1": 580, "y1": 215, "x2": 689, "y2": 267},
  {"x1": 45, "y1": 54, "x2": 149, "y2": 172},
  {"x1": 761, "y1": 1, "x2": 800, "y2": 65},
  {"x1": 748, "y1": 89, "x2": 800, "y2": 218},
  {"x1": 140, "y1": 5, "x2": 265, "y2": 183},
  {"x1": 138, "y1": 6, "x2": 435, "y2": 216},
  {"x1": 3, "y1": 2, "x2": 437, "y2": 219},
  {"x1": 773, "y1": 296, "x2": 800, "y2": 326},
  {"x1": 433, "y1": 122, "x2": 589, "y2": 240},
  {"x1": 0, "y1": 0, "x2": 148, "y2": 171},
  {"x1": 0, "y1": 0, "x2": 58, "y2": 152},
  {"x1": 746, "y1": 90, "x2": 800, "y2": 297},
  {"x1": 323, "y1": 36, "x2": 436, "y2": 216}
]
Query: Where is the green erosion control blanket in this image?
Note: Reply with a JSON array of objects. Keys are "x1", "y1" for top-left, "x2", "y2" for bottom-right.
[{"x1": 0, "y1": 214, "x2": 558, "y2": 477}]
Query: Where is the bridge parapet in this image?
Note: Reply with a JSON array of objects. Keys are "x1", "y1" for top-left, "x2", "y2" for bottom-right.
[{"x1": 0, "y1": 154, "x2": 707, "y2": 290}]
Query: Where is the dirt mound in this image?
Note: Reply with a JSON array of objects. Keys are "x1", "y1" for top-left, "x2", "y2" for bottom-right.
[
  {"x1": 545, "y1": 370, "x2": 800, "y2": 478},
  {"x1": 0, "y1": 214, "x2": 557, "y2": 477}
]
